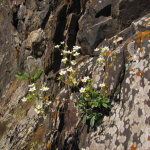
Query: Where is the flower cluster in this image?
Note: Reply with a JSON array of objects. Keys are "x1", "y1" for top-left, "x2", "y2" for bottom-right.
[
  {"x1": 101, "y1": 46, "x2": 109, "y2": 53},
  {"x1": 40, "y1": 86, "x2": 49, "y2": 91},
  {"x1": 81, "y1": 76, "x2": 90, "y2": 83},
  {"x1": 55, "y1": 42, "x2": 111, "y2": 127},
  {"x1": 28, "y1": 83, "x2": 36, "y2": 92},
  {"x1": 34, "y1": 104, "x2": 43, "y2": 114},
  {"x1": 21, "y1": 83, "x2": 51, "y2": 114}
]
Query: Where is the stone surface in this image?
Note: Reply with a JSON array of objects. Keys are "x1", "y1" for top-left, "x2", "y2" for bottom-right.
[{"x1": 0, "y1": 0, "x2": 150, "y2": 150}]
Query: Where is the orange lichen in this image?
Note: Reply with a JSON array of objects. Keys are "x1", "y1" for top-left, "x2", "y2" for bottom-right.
[
  {"x1": 93, "y1": 72, "x2": 96, "y2": 75},
  {"x1": 55, "y1": 102, "x2": 57, "y2": 107},
  {"x1": 78, "y1": 58, "x2": 83, "y2": 61},
  {"x1": 114, "y1": 35, "x2": 119, "y2": 41},
  {"x1": 79, "y1": 78, "x2": 81, "y2": 82},
  {"x1": 148, "y1": 136, "x2": 150, "y2": 141},
  {"x1": 137, "y1": 30, "x2": 150, "y2": 37},
  {"x1": 130, "y1": 69, "x2": 135, "y2": 72},
  {"x1": 126, "y1": 56, "x2": 132, "y2": 60},
  {"x1": 54, "y1": 112, "x2": 57, "y2": 121},
  {"x1": 90, "y1": 0, "x2": 92, "y2": 2},
  {"x1": 141, "y1": 48, "x2": 144, "y2": 52},
  {"x1": 47, "y1": 141, "x2": 51, "y2": 148},
  {"x1": 105, "y1": 72, "x2": 108, "y2": 76},
  {"x1": 137, "y1": 39, "x2": 141, "y2": 43},
  {"x1": 136, "y1": 71, "x2": 141, "y2": 76},
  {"x1": 125, "y1": 50, "x2": 128, "y2": 52},
  {"x1": 108, "y1": 65, "x2": 111, "y2": 68},
  {"x1": 45, "y1": 94, "x2": 49, "y2": 100},
  {"x1": 130, "y1": 144, "x2": 137, "y2": 150},
  {"x1": 106, "y1": 51, "x2": 111, "y2": 56}
]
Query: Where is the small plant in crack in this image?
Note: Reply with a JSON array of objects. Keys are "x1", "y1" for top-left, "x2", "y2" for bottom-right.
[
  {"x1": 15, "y1": 68, "x2": 43, "y2": 83},
  {"x1": 55, "y1": 42, "x2": 112, "y2": 127},
  {"x1": 21, "y1": 83, "x2": 52, "y2": 117}
]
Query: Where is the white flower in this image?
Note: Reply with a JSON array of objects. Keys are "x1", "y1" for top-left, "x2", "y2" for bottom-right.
[
  {"x1": 79, "y1": 87, "x2": 85, "y2": 93},
  {"x1": 72, "y1": 79, "x2": 77, "y2": 84},
  {"x1": 73, "y1": 52, "x2": 80, "y2": 56},
  {"x1": 55, "y1": 45, "x2": 60, "y2": 48},
  {"x1": 29, "y1": 86, "x2": 36, "y2": 92},
  {"x1": 67, "y1": 50, "x2": 72, "y2": 54},
  {"x1": 102, "y1": 46, "x2": 109, "y2": 52},
  {"x1": 67, "y1": 67, "x2": 73, "y2": 72},
  {"x1": 34, "y1": 108, "x2": 40, "y2": 114},
  {"x1": 46, "y1": 100, "x2": 51, "y2": 105},
  {"x1": 84, "y1": 76, "x2": 90, "y2": 80},
  {"x1": 81, "y1": 78, "x2": 87, "y2": 82},
  {"x1": 28, "y1": 83, "x2": 35, "y2": 88},
  {"x1": 22, "y1": 97, "x2": 27, "y2": 102},
  {"x1": 61, "y1": 41, "x2": 64, "y2": 44},
  {"x1": 72, "y1": 49, "x2": 77, "y2": 53},
  {"x1": 94, "y1": 48, "x2": 99, "y2": 52},
  {"x1": 71, "y1": 60, "x2": 77, "y2": 65},
  {"x1": 99, "y1": 83, "x2": 105, "y2": 87},
  {"x1": 37, "y1": 104, "x2": 42, "y2": 109},
  {"x1": 98, "y1": 0, "x2": 102, "y2": 3},
  {"x1": 61, "y1": 58, "x2": 67, "y2": 63},
  {"x1": 62, "y1": 50, "x2": 68, "y2": 55},
  {"x1": 97, "y1": 56, "x2": 104, "y2": 62},
  {"x1": 59, "y1": 70, "x2": 66, "y2": 75},
  {"x1": 40, "y1": 86, "x2": 49, "y2": 91},
  {"x1": 73, "y1": 46, "x2": 81, "y2": 50}
]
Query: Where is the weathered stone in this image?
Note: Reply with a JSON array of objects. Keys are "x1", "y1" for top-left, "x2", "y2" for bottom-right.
[
  {"x1": 0, "y1": 0, "x2": 150, "y2": 150},
  {"x1": 25, "y1": 28, "x2": 46, "y2": 57}
]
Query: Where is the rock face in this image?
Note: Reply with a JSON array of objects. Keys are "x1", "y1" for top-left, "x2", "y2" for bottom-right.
[{"x1": 0, "y1": 0, "x2": 150, "y2": 150}]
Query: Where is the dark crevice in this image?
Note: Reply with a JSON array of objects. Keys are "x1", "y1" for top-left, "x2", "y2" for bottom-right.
[
  {"x1": 11, "y1": 5, "x2": 20, "y2": 29},
  {"x1": 41, "y1": 2, "x2": 53, "y2": 29},
  {"x1": 95, "y1": 4, "x2": 111, "y2": 18},
  {"x1": 10, "y1": 136, "x2": 14, "y2": 143},
  {"x1": 66, "y1": 15, "x2": 79, "y2": 51}
]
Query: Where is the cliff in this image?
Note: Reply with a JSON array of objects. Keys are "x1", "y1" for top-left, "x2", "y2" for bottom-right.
[{"x1": 0, "y1": 0, "x2": 150, "y2": 149}]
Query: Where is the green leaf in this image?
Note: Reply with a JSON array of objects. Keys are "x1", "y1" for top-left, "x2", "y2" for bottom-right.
[
  {"x1": 92, "y1": 92, "x2": 97, "y2": 99},
  {"x1": 57, "y1": 76, "x2": 61, "y2": 80},
  {"x1": 15, "y1": 73, "x2": 29, "y2": 79},
  {"x1": 79, "y1": 95, "x2": 83, "y2": 99},
  {"x1": 76, "y1": 103, "x2": 84, "y2": 107},
  {"x1": 33, "y1": 102, "x2": 36, "y2": 107},
  {"x1": 97, "y1": 113, "x2": 102, "y2": 117},
  {"x1": 97, "y1": 119, "x2": 102, "y2": 125},
  {"x1": 32, "y1": 69, "x2": 43, "y2": 80},
  {"x1": 95, "y1": 97, "x2": 100, "y2": 102},
  {"x1": 102, "y1": 103, "x2": 108, "y2": 108},
  {"x1": 85, "y1": 97, "x2": 91, "y2": 102},
  {"x1": 28, "y1": 94, "x2": 32, "y2": 99},
  {"x1": 82, "y1": 113, "x2": 87, "y2": 124},
  {"x1": 93, "y1": 101, "x2": 98, "y2": 107},
  {"x1": 90, "y1": 116, "x2": 95, "y2": 127},
  {"x1": 102, "y1": 98, "x2": 109, "y2": 103},
  {"x1": 86, "y1": 109, "x2": 92, "y2": 114},
  {"x1": 86, "y1": 115, "x2": 92, "y2": 119}
]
